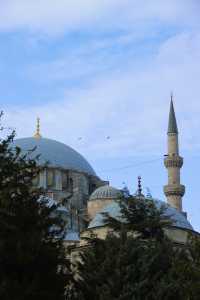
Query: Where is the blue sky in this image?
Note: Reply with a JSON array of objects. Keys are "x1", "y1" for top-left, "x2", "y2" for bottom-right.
[{"x1": 1, "y1": 0, "x2": 200, "y2": 231}]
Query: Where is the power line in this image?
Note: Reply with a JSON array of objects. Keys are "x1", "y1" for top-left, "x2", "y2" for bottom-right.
[{"x1": 99, "y1": 157, "x2": 162, "y2": 173}]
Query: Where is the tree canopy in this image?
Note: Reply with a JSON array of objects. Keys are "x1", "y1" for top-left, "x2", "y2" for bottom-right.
[
  {"x1": 69, "y1": 196, "x2": 200, "y2": 300},
  {"x1": 0, "y1": 115, "x2": 70, "y2": 300}
]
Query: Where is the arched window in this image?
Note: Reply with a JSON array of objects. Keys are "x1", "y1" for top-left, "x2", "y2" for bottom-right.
[
  {"x1": 47, "y1": 169, "x2": 55, "y2": 188},
  {"x1": 69, "y1": 178, "x2": 73, "y2": 193},
  {"x1": 62, "y1": 171, "x2": 69, "y2": 190}
]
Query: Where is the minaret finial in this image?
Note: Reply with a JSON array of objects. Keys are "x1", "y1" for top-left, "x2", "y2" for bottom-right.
[
  {"x1": 34, "y1": 117, "x2": 42, "y2": 139},
  {"x1": 170, "y1": 91, "x2": 173, "y2": 101},
  {"x1": 138, "y1": 176, "x2": 142, "y2": 196}
]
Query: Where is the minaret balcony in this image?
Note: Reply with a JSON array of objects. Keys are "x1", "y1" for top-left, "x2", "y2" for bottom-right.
[
  {"x1": 164, "y1": 156, "x2": 183, "y2": 168},
  {"x1": 164, "y1": 184, "x2": 185, "y2": 197}
]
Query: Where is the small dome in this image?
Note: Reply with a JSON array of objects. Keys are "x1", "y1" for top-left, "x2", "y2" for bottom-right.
[
  {"x1": 88, "y1": 199, "x2": 193, "y2": 231},
  {"x1": 13, "y1": 137, "x2": 96, "y2": 176},
  {"x1": 89, "y1": 185, "x2": 122, "y2": 201}
]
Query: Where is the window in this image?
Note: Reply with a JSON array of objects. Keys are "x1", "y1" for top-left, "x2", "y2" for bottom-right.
[
  {"x1": 47, "y1": 169, "x2": 55, "y2": 188},
  {"x1": 69, "y1": 178, "x2": 73, "y2": 193},
  {"x1": 62, "y1": 171, "x2": 69, "y2": 190}
]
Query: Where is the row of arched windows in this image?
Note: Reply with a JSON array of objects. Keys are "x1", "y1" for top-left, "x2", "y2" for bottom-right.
[{"x1": 32, "y1": 168, "x2": 73, "y2": 192}]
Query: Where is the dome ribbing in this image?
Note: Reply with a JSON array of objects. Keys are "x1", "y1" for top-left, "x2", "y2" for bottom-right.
[{"x1": 89, "y1": 185, "x2": 122, "y2": 201}]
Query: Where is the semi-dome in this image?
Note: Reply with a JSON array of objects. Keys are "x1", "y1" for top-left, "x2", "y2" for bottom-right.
[
  {"x1": 88, "y1": 198, "x2": 193, "y2": 231},
  {"x1": 89, "y1": 185, "x2": 122, "y2": 201},
  {"x1": 13, "y1": 137, "x2": 96, "y2": 176}
]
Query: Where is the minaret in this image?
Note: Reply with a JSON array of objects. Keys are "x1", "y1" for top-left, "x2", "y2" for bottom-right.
[{"x1": 164, "y1": 96, "x2": 185, "y2": 212}]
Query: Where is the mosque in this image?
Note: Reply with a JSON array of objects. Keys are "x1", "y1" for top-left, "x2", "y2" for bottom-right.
[
  {"x1": 13, "y1": 118, "x2": 107, "y2": 240},
  {"x1": 13, "y1": 98, "x2": 198, "y2": 245}
]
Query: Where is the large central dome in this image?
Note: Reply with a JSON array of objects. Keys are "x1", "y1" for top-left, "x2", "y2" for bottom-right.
[{"x1": 13, "y1": 137, "x2": 96, "y2": 176}]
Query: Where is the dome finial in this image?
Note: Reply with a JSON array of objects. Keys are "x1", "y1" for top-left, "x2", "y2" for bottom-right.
[{"x1": 34, "y1": 117, "x2": 42, "y2": 139}]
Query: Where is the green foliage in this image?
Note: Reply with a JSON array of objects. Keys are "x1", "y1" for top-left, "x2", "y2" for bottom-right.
[
  {"x1": 0, "y1": 115, "x2": 70, "y2": 300},
  {"x1": 104, "y1": 196, "x2": 169, "y2": 240},
  {"x1": 70, "y1": 196, "x2": 200, "y2": 300}
]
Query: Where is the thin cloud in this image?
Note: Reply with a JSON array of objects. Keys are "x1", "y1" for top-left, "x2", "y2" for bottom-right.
[
  {"x1": 3, "y1": 32, "x2": 200, "y2": 159},
  {"x1": 0, "y1": 0, "x2": 199, "y2": 35}
]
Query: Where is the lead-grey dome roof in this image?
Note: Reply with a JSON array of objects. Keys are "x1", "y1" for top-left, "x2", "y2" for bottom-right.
[
  {"x1": 89, "y1": 185, "x2": 122, "y2": 201},
  {"x1": 88, "y1": 199, "x2": 193, "y2": 231},
  {"x1": 13, "y1": 137, "x2": 96, "y2": 176}
]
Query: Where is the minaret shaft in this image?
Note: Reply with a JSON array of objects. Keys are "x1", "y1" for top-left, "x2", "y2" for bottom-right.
[
  {"x1": 168, "y1": 166, "x2": 180, "y2": 185},
  {"x1": 168, "y1": 134, "x2": 179, "y2": 155},
  {"x1": 164, "y1": 99, "x2": 185, "y2": 212}
]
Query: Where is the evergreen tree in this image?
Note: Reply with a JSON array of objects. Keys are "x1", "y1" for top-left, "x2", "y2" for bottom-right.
[
  {"x1": 0, "y1": 115, "x2": 70, "y2": 300},
  {"x1": 70, "y1": 196, "x2": 200, "y2": 300}
]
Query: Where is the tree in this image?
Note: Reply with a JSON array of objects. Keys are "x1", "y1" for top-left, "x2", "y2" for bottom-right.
[
  {"x1": 0, "y1": 114, "x2": 70, "y2": 300},
  {"x1": 70, "y1": 196, "x2": 200, "y2": 300}
]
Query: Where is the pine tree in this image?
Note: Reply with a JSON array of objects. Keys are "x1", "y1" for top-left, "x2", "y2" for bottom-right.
[
  {"x1": 0, "y1": 115, "x2": 70, "y2": 300},
  {"x1": 70, "y1": 196, "x2": 200, "y2": 300}
]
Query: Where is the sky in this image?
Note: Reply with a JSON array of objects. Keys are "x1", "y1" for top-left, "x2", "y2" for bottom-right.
[{"x1": 0, "y1": 0, "x2": 200, "y2": 231}]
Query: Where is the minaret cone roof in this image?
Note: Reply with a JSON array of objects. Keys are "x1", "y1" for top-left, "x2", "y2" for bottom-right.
[{"x1": 168, "y1": 98, "x2": 178, "y2": 134}]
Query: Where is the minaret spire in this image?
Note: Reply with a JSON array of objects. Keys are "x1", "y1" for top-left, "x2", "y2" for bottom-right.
[
  {"x1": 164, "y1": 96, "x2": 185, "y2": 212},
  {"x1": 34, "y1": 117, "x2": 42, "y2": 139},
  {"x1": 168, "y1": 94, "x2": 178, "y2": 134}
]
